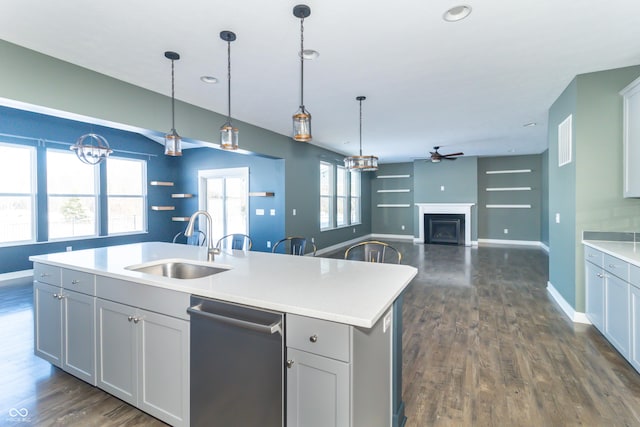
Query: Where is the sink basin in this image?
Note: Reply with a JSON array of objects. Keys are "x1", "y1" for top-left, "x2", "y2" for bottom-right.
[{"x1": 127, "y1": 261, "x2": 229, "y2": 279}]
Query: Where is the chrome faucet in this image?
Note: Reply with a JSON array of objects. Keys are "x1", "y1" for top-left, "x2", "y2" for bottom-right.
[{"x1": 184, "y1": 210, "x2": 218, "y2": 262}]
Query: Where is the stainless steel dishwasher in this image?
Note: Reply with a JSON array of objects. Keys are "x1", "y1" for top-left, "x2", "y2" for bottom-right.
[{"x1": 187, "y1": 295, "x2": 284, "y2": 427}]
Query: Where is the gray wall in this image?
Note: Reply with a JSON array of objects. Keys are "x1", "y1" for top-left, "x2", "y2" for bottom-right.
[
  {"x1": 371, "y1": 163, "x2": 414, "y2": 236},
  {"x1": 477, "y1": 155, "x2": 542, "y2": 242},
  {"x1": 413, "y1": 157, "x2": 479, "y2": 241},
  {"x1": 0, "y1": 39, "x2": 372, "y2": 256},
  {"x1": 548, "y1": 65, "x2": 640, "y2": 312},
  {"x1": 541, "y1": 150, "x2": 549, "y2": 247}
]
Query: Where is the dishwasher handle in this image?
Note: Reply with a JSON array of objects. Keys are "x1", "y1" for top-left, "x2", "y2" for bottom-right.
[{"x1": 187, "y1": 303, "x2": 283, "y2": 336}]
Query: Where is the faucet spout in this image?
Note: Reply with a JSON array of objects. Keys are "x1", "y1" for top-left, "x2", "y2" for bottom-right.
[{"x1": 185, "y1": 210, "x2": 218, "y2": 261}]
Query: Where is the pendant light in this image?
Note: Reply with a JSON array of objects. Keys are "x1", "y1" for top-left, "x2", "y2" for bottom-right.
[
  {"x1": 70, "y1": 133, "x2": 112, "y2": 165},
  {"x1": 292, "y1": 4, "x2": 312, "y2": 142},
  {"x1": 344, "y1": 96, "x2": 378, "y2": 172},
  {"x1": 164, "y1": 51, "x2": 182, "y2": 156},
  {"x1": 220, "y1": 30, "x2": 238, "y2": 150}
]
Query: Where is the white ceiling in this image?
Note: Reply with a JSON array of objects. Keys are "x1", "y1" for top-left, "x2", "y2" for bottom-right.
[{"x1": 2, "y1": 0, "x2": 640, "y2": 163}]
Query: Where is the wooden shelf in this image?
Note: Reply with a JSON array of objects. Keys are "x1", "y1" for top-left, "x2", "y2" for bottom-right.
[
  {"x1": 172, "y1": 216, "x2": 191, "y2": 222},
  {"x1": 376, "y1": 175, "x2": 411, "y2": 179},
  {"x1": 249, "y1": 192, "x2": 275, "y2": 197},
  {"x1": 171, "y1": 193, "x2": 194, "y2": 198},
  {"x1": 150, "y1": 181, "x2": 174, "y2": 186},
  {"x1": 151, "y1": 206, "x2": 175, "y2": 211}
]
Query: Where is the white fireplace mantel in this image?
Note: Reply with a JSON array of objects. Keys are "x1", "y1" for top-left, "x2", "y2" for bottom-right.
[{"x1": 415, "y1": 203, "x2": 474, "y2": 246}]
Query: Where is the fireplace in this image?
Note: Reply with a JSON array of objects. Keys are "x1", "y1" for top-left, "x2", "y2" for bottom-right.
[
  {"x1": 424, "y1": 214, "x2": 465, "y2": 245},
  {"x1": 415, "y1": 203, "x2": 474, "y2": 246}
]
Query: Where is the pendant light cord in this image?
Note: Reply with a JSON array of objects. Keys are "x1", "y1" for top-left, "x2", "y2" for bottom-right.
[
  {"x1": 359, "y1": 98, "x2": 363, "y2": 156},
  {"x1": 300, "y1": 17, "x2": 305, "y2": 109},
  {"x1": 227, "y1": 39, "x2": 232, "y2": 122},
  {"x1": 171, "y1": 59, "x2": 176, "y2": 132}
]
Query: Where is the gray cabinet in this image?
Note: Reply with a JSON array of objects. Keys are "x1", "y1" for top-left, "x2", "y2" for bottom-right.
[
  {"x1": 95, "y1": 277, "x2": 189, "y2": 427},
  {"x1": 33, "y1": 264, "x2": 96, "y2": 385},
  {"x1": 604, "y1": 273, "x2": 630, "y2": 358},
  {"x1": 621, "y1": 75, "x2": 640, "y2": 198},
  {"x1": 585, "y1": 257, "x2": 605, "y2": 330},
  {"x1": 286, "y1": 311, "x2": 392, "y2": 427}
]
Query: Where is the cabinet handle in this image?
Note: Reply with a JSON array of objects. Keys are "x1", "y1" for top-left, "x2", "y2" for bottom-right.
[
  {"x1": 309, "y1": 334, "x2": 318, "y2": 343},
  {"x1": 127, "y1": 316, "x2": 134, "y2": 322},
  {"x1": 286, "y1": 360, "x2": 294, "y2": 368},
  {"x1": 52, "y1": 293, "x2": 58, "y2": 299},
  {"x1": 40, "y1": 273, "x2": 50, "y2": 277},
  {"x1": 71, "y1": 279, "x2": 80, "y2": 285},
  {"x1": 596, "y1": 273, "x2": 604, "y2": 278},
  {"x1": 133, "y1": 317, "x2": 140, "y2": 324},
  {"x1": 609, "y1": 264, "x2": 616, "y2": 269},
  {"x1": 588, "y1": 254, "x2": 595, "y2": 258}
]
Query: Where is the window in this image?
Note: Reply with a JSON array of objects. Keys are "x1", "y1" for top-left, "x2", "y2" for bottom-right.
[
  {"x1": 320, "y1": 162, "x2": 334, "y2": 230},
  {"x1": 350, "y1": 171, "x2": 361, "y2": 224},
  {"x1": 0, "y1": 143, "x2": 36, "y2": 244},
  {"x1": 198, "y1": 168, "x2": 248, "y2": 243},
  {"x1": 47, "y1": 149, "x2": 98, "y2": 239},
  {"x1": 336, "y1": 166, "x2": 348, "y2": 227},
  {"x1": 107, "y1": 157, "x2": 146, "y2": 234}
]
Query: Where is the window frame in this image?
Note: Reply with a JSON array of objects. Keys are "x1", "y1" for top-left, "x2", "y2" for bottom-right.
[
  {"x1": 320, "y1": 161, "x2": 335, "y2": 231},
  {"x1": 319, "y1": 162, "x2": 362, "y2": 231},
  {"x1": 106, "y1": 156, "x2": 148, "y2": 236},
  {"x1": 350, "y1": 170, "x2": 361, "y2": 225}
]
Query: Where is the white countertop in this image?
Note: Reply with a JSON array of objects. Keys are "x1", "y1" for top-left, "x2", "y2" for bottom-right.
[
  {"x1": 29, "y1": 242, "x2": 417, "y2": 328},
  {"x1": 583, "y1": 240, "x2": 640, "y2": 267}
]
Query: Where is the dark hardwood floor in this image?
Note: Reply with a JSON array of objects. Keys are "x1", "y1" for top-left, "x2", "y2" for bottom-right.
[{"x1": 2, "y1": 242, "x2": 640, "y2": 426}]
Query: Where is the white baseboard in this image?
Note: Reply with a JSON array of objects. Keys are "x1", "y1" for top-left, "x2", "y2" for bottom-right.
[
  {"x1": 478, "y1": 239, "x2": 545, "y2": 248},
  {"x1": 547, "y1": 281, "x2": 590, "y2": 324},
  {"x1": 315, "y1": 234, "x2": 374, "y2": 256},
  {"x1": 369, "y1": 234, "x2": 415, "y2": 241},
  {"x1": 540, "y1": 242, "x2": 549, "y2": 253},
  {"x1": 0, "y1": 269, "x2": 33, "y2": 287}
]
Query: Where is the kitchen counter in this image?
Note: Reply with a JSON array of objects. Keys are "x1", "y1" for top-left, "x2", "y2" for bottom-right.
[
  {"x1": 29, "y1": 242, "x2": 417, "y2": 328},
  {"x1": 582, "y1": 240, "x2": 640, "y2": 268}
]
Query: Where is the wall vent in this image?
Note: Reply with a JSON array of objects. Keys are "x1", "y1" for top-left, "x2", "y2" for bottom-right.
[{"x1": 558, "y1": 114, "x2": 572, "y2": 167}]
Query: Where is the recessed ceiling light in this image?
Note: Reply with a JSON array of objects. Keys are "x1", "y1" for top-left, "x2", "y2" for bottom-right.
[
  {"x1": 443, "y1": 5, "x2": 472, "y2": 22},
  {"x1": 523, "y1": 122, "x2": 537, "y2": 127},
  {"x1": 200, "y1": 76, "x2": 218, "y2": 84}
]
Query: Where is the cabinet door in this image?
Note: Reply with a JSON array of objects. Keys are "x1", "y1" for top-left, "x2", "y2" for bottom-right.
[
  {"x1": 605, "y1": 274, "x2": 630, "y2": 358},
  {"x1": 138, "y1": 309, "x2": 190, "y2": 427},
  {"x1": 585, "y1": 262, "x2": 605, "y2": 331},
  {"x1": 287, "y1": 348, "x2": 349, "y2": 427},
  {"x1": 623, "y1": 77, "x2": 640, "y2": 197},
  {"x1": 63, "y1": 290, "x2": 96, "y2": 385},
  {"x1": 96, "y1": 299, "x2": 138, "y2": 406},
  {"x1": 630, "y1": 286, "x2": 640, "y2": 372},
  {"x1": 34, "y1": 282, "x2": 63, "y2": 367}
]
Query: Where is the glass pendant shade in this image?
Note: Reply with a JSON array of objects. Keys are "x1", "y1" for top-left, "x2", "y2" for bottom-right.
[
  {"x1": 293, "y1": 106, "x2": 312, "y2": 142},
  {"x1": 220, "y1": 121, "x2": 239, "y2": 150},
  {"x1": 344, "y1": 155, "x2": 378, "y2": 172},
  {"x1": 164, "y1": 129, "x2": 182, "y2": 156}
]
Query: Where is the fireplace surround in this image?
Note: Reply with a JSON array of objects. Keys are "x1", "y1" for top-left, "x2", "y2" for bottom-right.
[{"x1": 415, "y1": 203, "x2": 474, "y2": 246}]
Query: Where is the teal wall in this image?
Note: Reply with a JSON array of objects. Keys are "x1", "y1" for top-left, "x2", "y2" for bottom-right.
[
  {"x1": 541, "y1": 150, "x2": 549, "y2": 247},
  {"x1": 0, "y1": 39, "x2": 373, "y2": 259},
  {"x1": 371, "y1": 163, "x2": 414, "y2": 236},
  {"x1": 477, "y1": 155, "x2": 542, "y2": 241},
  {"x1": 413, "y1": 157, "x2": 479, "y2": 241},
  {"x1": 548, "y1": 65, "x2": 640, "y2": 312}
]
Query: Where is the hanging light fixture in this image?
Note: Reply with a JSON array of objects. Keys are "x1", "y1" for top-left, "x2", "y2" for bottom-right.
[
  {"x1": 344, "y1": 96, "x2": 378, "y2": 172},
  {"x1": 220, "y1": 30, "x2": 238, "y2": 150},
  {"x1": 70, "y1": 133, "x2": 112, "y2": 165},
  {"x1": 292, "y1": 4, "x2": 313, "y2": 142},
  {"x1": 164, "y1": 51, "x2": 182, "y2": 156}
]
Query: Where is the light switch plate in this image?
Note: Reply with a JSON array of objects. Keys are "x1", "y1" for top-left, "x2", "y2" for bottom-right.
[{"x1": 256, "y1": 209, "x2": 265, "y2": 216}]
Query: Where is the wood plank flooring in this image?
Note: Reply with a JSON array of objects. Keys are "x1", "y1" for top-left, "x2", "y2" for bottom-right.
[{"x1": 2, "y1": 243, "x2": 640, "y2": 426}]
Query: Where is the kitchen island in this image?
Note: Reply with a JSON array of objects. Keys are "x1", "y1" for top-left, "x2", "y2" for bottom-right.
[{"x1": 30, "y1": 242, "x2": 417, "y2": 427}]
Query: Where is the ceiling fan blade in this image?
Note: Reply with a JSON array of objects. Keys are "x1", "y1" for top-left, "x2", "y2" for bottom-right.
[
  {"x1": 444, "y1": 157, "x2": 457, "y2": 160},
  {"x1": 442, "y1": 152, "x2": 464, "y2": 157}
]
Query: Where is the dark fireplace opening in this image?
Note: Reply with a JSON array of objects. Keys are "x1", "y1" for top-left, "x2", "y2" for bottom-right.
[{"x1": 424, "y1": 214, "x2": 465, "y2": 245}]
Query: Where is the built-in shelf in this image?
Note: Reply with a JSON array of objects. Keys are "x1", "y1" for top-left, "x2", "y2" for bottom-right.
[
  {"x1": 376, "y1": 175, "x2": 411, "y2": 179},
  {"x1": 485, "y1": 187, "x2": 532, "y2": 192},
  {"x1": 151, "y1": 206, "x2": 175, "y2": 211},
  {"x1": 171, "y1": 216, "x2": 191, "y2": 222},
  {"x1": 171, "y1": 193, "x2": 194, "y2": 199},
  {"x1": 377, "y1": 189, "x2": 411, "y2": 193},
  {"x1": 485, "y1": 204, "x2": 531, "y2": 209},
  {"x1": 249, "y1": 192, "x2": 275, "y2": 197},
  {"x1": 485, "y1": 169, "x2": 531, "y2": 175},
  {"x1": 150, "y1": 181, "x2": 174, "y2": 186},
  {"x1": 377, "y1": 204, "x2": 411, "y2": 208}
]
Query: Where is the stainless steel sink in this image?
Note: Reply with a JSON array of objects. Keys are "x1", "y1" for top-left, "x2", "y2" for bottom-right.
[{"x1": 127, "y1": 261, "x2": 229, "y2": 279}]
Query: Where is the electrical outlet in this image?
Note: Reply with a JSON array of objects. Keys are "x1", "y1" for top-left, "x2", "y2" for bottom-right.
[
  {"x1": 504, "y1": 228, "x2": 509, "y2": 234},
  {"x1": 66, "y1": 246, "x2": 72, "y2": 252},
  {"x1": 555, "y1": 213, "x2": 560, "y2": 223},
  {"x1": 440, "y1": 185, "x2": 445, "y2": 191},
  {"x1": 311, "y1": 237, "x2": 315, "y2": 244},
  {"x1": 266, "y1": 241, "x2": 271, "y2": 248},
  {"x1": 401, "y1": 225, "x2": 405, "y2": 230},
  {"x1": 292, "y1": 208, "x2": 297, "y2": 216},
  {"x1": 353, "y1": 228, "x2": 356, "y2": 233},
  {"x1": 270, "y1": 209, "x2": 275, "y2": 216}
]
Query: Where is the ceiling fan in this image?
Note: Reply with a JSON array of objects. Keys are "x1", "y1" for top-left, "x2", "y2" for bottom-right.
[{"x1": 429, "y1": 146, "x2": 464, "y2": 162}]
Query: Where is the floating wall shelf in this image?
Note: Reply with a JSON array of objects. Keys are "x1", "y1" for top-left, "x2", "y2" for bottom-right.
[
  {"x1": 485, "y1": 169, "x2": 531, "y2": 175},
  {"x1": 151, "y1": 206, "x2": 175, "y2": 211},
  {"x1": 172, "y1": 216, "x2": 191, "y2": 222},
  {"x1": 376, "y1": 175, "x2": 411, "y2": 179},
  {"x1": 249, "y1": 192, "x2": 275, "y2": 197},
  {"x1": 485, "y1": 187, "x2": 532, "y2": 192},
  {"x1": 377, "y1": 189, "x2": 411, "y2": 193},
  {"x1": 150, "y1": 181, "x2": 174, "y2": 186},
  {"x1": 171, "y1": 193, "x2": 194, "y2": 198}
]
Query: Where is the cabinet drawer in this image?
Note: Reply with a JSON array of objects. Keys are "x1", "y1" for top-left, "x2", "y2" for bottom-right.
[
  {"x1": 603, "y1": 254, "x2": 630, "y2": 281},
  {"x1": 584, "y1": 246, "x2": 603, "y2": 267},
  {"x1": 631, "y1": 264, "x2": 640, "y2": 289},
  {"x1": 34, "y1": 263, "x2": 61, "y2": 286},
  {"x1": 62, "y1": 268, "x2": 95, "y2": 295},
  {"x1": 287, "y1": 314, "x2": 350, "y2": 362}
]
